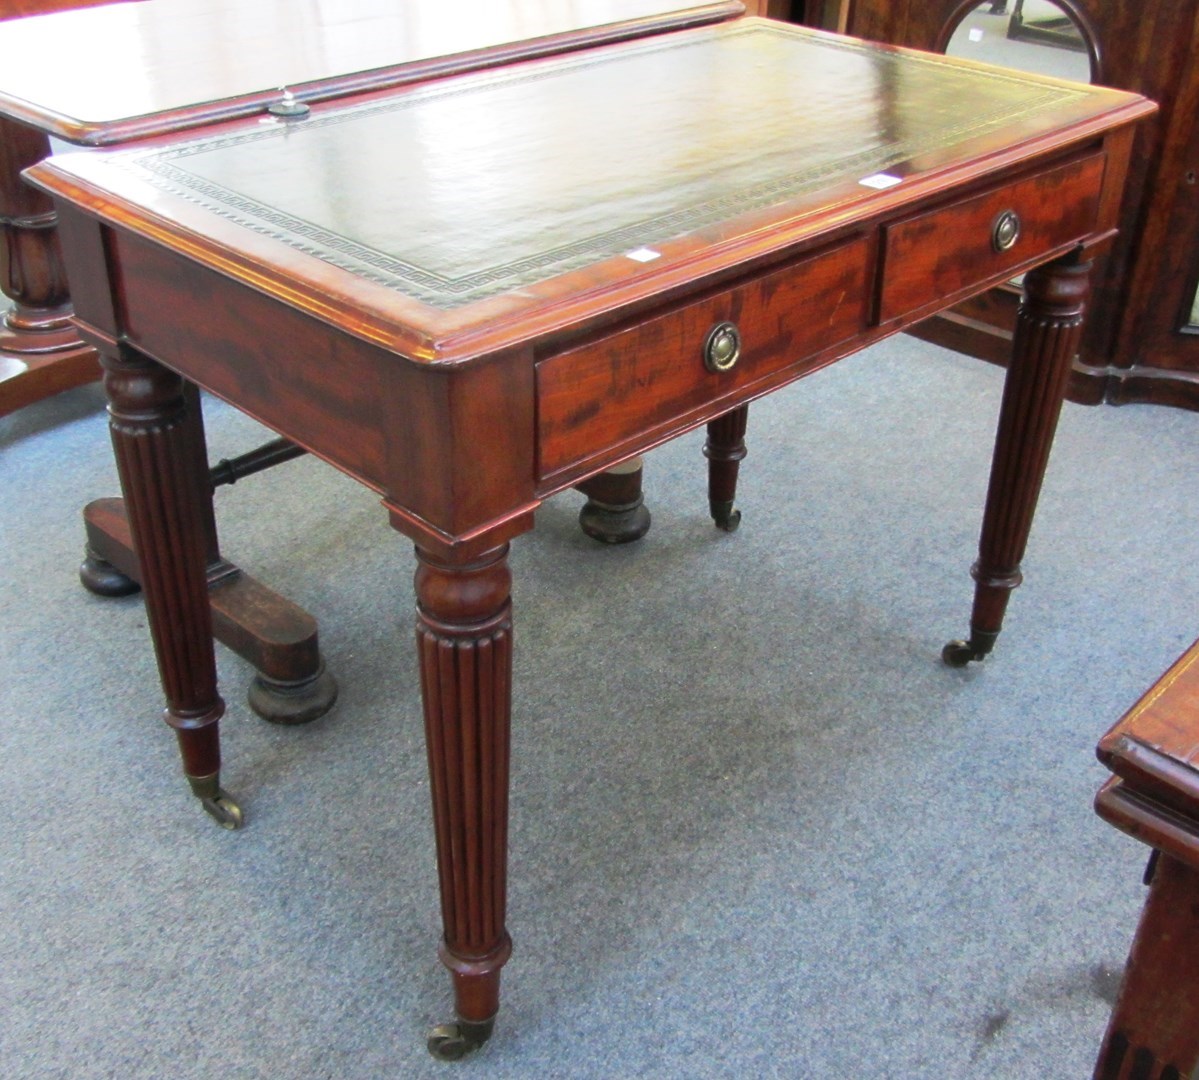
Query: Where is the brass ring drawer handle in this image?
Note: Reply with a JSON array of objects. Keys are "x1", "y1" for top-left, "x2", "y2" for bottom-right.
[
  {"x1": 703, "y1": 321, "x2": 741, "y2": 373},
  {"x1": 992, "y1": 209, "x2": 1021, "y2": 253}
]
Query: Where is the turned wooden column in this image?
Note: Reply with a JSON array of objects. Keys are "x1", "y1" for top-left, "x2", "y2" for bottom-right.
[
  {"x1": 943, "y1": 253, "x2": 1091, "y2": 666},
  {"x1": 103, "y1": 343, "x2": 240, "y2": 827},
  {"x1": 80, "y1": 380, "x2": 337, "y2": 725},
  {"x1": 415, "y1": 543, "x2": 514, "y2": 1060},
  {"x1": 1094, "y1": 852, "x2": 1199, "y2": 1080},
  {"x1": 704, "y1": 403, "x2": 749, "y2": 532},
  {"x1": 0, "y1": 117, "x2": 68, "y2": 340},
  {"x1": 0, "y1": 115, "x2": 95, "y2": 412}
]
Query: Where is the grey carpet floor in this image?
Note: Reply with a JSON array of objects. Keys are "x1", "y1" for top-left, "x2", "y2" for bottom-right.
[{"x1": 3, "y1": 334, "x2": 1198, "y2": 1079}]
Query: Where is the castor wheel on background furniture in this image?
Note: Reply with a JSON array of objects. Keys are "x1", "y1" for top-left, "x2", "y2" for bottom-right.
[
  {"x1": 426, "y1": 1017, "x2": 495, "y2": 1061},
  {"x1": 189, "y1": 774, "x2": 244, "y2": 829},
  {"x1": 247, "y1": 662, "x2": 338, "y2": 726},
  {"x1": 79, "y1": 547, "x2": 140, "y2": 597}
]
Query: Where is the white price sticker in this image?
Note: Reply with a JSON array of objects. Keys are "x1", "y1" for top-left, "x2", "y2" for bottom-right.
[{"x1": 858, "y1": 173, "x2": 902, "y2": 190}]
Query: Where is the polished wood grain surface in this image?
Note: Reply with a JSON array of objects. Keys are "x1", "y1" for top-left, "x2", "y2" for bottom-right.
[
  {"x1": 33, "y1": 20, "x2": 1153, "y2": 362},
  {"x1": 0, "y1": 0, "x2": 743, "y2": 142},
  {"x1": 1097, "y1": 638, "x2": 1199, "y2": 819}
]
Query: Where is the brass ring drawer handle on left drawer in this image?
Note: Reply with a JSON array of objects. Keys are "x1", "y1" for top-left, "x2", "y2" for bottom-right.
[
  {"x1": 703, "y1": 321, "x2": 741, "y2": 374},
  {"x1": 991, "y1": 209, "x2": 1021, "y2": 253}
]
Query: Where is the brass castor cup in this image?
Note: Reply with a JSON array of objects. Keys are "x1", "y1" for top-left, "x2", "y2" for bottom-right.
[
  {"x1": 426, "y1": 1016, "x2": 495, "y2": 1061},
  {"x1": 941, "y1": 629, "x2": 999, "y2": 668},
  {"x1": 188, "y1": 773, "x2": 244, "y2": 829}
]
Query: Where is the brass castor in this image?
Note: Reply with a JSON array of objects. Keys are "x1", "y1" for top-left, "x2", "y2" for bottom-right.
[
  {"x1": 189, "y1": 773, "x2": 244, "y2": 829},
  {"x1": 710, "y1": 499, "x2": 741, "y2": 533},
  {"x1": 942, "y1": 638, "x2": 997, "y2": 668},
  {"x1": 941, "y1": 640, "x2": 980, "y2": 667},
  {"x1": 200, "y1": 789, "x2": 244, "y2": 830},
  {"x1": 941, "y1": 628, "x2": 999, "y2": 668},
  {"x1": 79, "y1": 549, "x2": 140, "y2": 598},
  {"x1": 426, "y1": 1016, "x2": 495, "y2": 1061},
  {"x1": 247, "y1": 662, "x2": 339, "y2": 725}
]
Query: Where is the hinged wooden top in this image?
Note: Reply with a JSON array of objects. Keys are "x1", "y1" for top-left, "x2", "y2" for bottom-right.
[
  {"x1": 0, "y1": 0, "x2": 744, "y2": 142},
  {"x1": 27, "y1": 19, "x2": 1154, "y2": 363},
  {"x1": 1098, "y1": 638, "x2": 1199, "y2": 819}
]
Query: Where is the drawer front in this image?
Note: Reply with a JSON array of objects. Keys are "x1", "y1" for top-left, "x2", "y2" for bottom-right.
[
  {"x1": 537, "y1": 236, "x2": 868, "y2": 480},
  {"x1": 877, "y1": 152, "x2": 1105, "y2": 325}
]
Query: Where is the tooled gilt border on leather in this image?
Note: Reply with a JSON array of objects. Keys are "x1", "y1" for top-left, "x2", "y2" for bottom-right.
[{"x1": 112, "y1": 23, "x2": 1086, "y2": 309}]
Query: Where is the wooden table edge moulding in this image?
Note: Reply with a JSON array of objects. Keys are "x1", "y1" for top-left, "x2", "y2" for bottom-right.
[
  {"x1": 1093, "y1": 637, "x2": 1199, "y2": 1080},
  {"x1": 0, "y1": 0, "x2": 746, "y2": 744},
  {"x1": 26, "y1": 19, "x2": 1154, "y2": 1059}
]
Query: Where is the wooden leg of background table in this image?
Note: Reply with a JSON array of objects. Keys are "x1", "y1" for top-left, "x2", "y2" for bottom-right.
[
  {"x1": 943, "y1": 253, "x2": 1091, "y2": 667},
  {"x1": 415, "y1": 543, "x2": 513, "y2": 1060},
  {"x1": 1094, "y1": 852, "x2": 1199, "y2": 1080},
  {"x1": 0, "y1": 116, "x2": 99, "y2": 418},
  {"x1": 704, "y1": 403, "x2": 748, "y2": 533},
  {"x1": 102, "y1": 344, "x2": 240, "y2": 828}
]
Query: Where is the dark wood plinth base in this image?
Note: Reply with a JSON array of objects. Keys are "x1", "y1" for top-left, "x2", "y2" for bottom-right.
[
  {"x1": 0, "y1": 340, "x2": 99, "y2": 417},
  {"x1": 81, "y1": 496, "x2": 337, "y2": 724}
]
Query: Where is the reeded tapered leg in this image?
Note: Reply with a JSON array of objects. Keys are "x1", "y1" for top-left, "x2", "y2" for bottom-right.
[
  {"x1": 415, "y1": 544, "x2": 513, "y2": 1059},
  {"x1": 103, "y1": 345, "x2": 240, "y2": 827},
  {"x1": 704, "y1": 404, "x2": 748, "y2": 532},
  {"x1": 943, "y1": 254, "x2": 1091, "y2": 666},
  {"x1": 1094, "y1": 853, "x2": 1199, "y2": 1080},
  {"x1": 81, "y1": 382, "x2": 337, "y2": 725}
]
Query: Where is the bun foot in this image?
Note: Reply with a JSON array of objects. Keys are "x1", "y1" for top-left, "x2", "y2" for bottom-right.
[
  {"x1": 578, "y1": 497, "x2": 651, "y2": 545},
  {"x1": 79, "y1": 549, "x2": 140, "y2": 597},
  {"x1": 247, "y1": 662, "x2": 338, "y2": 725},
  {"x1": 426, "y1": 1016, "x2": 495, "y2": 1061}
]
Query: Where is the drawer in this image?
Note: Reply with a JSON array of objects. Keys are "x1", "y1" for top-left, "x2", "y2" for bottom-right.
[
  {"x1": 536, "y1": 236, "x2": 869, "y2": 480},
  {"x1": 877, "y1": 152, "x2": 1105, "y2": 325}
]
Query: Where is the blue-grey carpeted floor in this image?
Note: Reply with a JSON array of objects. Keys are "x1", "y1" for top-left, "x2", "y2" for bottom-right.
[{"x1": 3, "y1": 334, "x2": 1197, "y2": 1079}]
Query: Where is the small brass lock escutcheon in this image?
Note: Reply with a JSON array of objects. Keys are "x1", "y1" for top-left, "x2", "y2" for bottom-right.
[
  {"x1": 703, "y1": 321, "x2": 741, "y2": 374},
  {"x1": 991, "y1": 209, "x2": 1021, "y2": 253}
]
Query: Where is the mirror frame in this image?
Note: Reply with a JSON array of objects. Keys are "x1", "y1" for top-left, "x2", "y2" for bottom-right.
[{"x1": 936, "y1": 0, "x2": 1104, "y2": 85}]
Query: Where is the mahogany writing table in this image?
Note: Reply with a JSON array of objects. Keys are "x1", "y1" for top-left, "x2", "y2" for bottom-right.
[
  {"x1": 0, "y1": 0, "x2": 742, "y2": 721},
  {"x1": 29, "y1": 19, "x2": 1154, "y2": 1058}
]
